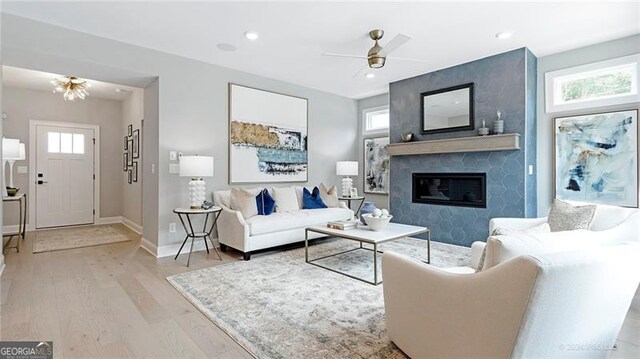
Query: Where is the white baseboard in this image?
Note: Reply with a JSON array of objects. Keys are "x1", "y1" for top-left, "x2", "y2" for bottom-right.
[
  {"x1": 140, "y1": 236, "x2": 216, "y2": 259},
  {"x1": 140, "y1": 237, "x2": 158, "y2": 257}
]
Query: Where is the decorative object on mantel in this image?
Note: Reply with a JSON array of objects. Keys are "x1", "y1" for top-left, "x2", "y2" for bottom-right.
[
  {"x1": 421, "y1": 83, "x2": 474, "y2": 134},
  {"x1": 493, "y1": 110, "x2": 504, "y2": 135},
  {"x1": 478, "y1": 120, "x2": 490, "y2": 136},
  {"x1": 363, "y1": 137, "x2": 389, "y2": 194},
  {"x1": 387, "y1": 133, "x2": 520, "y2": 156},
  {"x1": 229, "y1": 84, "x2": 308, "y2": 184},
  {"x1": 401, "y1": 132, "x2": 414, "y2": 142},
  {"x1": 180, "y1": 155, "x2": 214, "y2": 209},
  {"x1": 336, "y1": 161, "x2": 358, "y2": 197},
  {"x1": 554, "y1": 109, "x2": 638, "y2": 208}
]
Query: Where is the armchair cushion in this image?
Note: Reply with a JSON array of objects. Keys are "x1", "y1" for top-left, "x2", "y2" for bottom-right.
[{"x1": 547, "y1": 199, "x2": 596, "y2": 232}]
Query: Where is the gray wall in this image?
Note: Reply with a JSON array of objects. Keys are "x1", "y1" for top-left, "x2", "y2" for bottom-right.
[
  {"x1": 536, "y1": 34, "x2": 640, "y2": 215},
  {"x1": 357, "y1": 93, "x2": 389, "y2": 210},
  {"x1": 389, "y1": 48, "x2": 537, "y2": 246},
  {"x1": 2, "y1": 86, "x2": 125, "y2": 226},
  {"x1": 2, "y1": 14, "x2": 358, "y2": 252},
  {"x1": 122, "y1": 88, "x2": 143, "y2": 227}
]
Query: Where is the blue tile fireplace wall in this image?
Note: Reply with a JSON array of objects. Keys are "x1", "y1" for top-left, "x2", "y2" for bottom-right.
[{"x1": 390, "y1": 48, "x2": 537, "y2": 247}]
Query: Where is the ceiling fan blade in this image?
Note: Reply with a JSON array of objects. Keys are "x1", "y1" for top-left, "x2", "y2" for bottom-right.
[
  {"x1": 386, "y1": 56, "x2": 430, "y2": 63},
  {"x1": 383, "y1": 33, "x2": 412, "y2": 55},
  {"x1": 323, "y1": 52, "x2": 367, "y2": 60},
  {"x1": 352, "y1": 64, "x2": 370, "y2": 78}
]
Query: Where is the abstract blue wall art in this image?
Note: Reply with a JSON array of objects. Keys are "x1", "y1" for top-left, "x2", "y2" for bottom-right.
[
  {"x1": 364, "y1": 137, "x2": 389, "y2": 194},
  {"x1": 229, "y1": 84, "x2": 308, "y2": 183},
  {"x1": 555, "y1": 110, "x2": 638, "y2": 207}
]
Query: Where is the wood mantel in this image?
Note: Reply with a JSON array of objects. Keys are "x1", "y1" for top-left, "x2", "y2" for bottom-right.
[{"x1": 387, "y1": 133, "x2": 520, "y2": 156}]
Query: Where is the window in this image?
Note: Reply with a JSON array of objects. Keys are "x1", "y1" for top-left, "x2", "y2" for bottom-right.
[
  {"x1": 48, "y1": 132, "x2": 85, "y2": 154},
  {"x1": 363, "y1": 106, "x2": 389, "y2": 134},
  {"x1": 545, "y1": 54, "x2": 640, "y2": 113}
]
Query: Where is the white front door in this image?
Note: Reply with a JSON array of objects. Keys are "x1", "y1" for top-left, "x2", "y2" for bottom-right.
[{"x1": 36, "y1": 125, "x2": 95, "y2": 228}]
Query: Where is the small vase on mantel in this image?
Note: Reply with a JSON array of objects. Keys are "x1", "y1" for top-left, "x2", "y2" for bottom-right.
[
  {"x1": 493, "y1": 111, "x2": 504, "y2": 135},
  {"x1": 478, "y1": 120, "x2": 490, "y2": 136},
  {"x1": 359, "y1": 202, "x2": 377, "y2": 225}
]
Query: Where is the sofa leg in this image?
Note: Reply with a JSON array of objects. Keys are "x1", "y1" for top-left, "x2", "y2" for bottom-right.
[
  {"x1": 220, "y1": 243, "x2": 228, "y2": 252},
  {"x1": 243, "y1": 252, "x2": 252, "y2": 261}
]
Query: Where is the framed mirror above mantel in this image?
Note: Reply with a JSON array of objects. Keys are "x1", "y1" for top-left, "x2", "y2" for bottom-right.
[{"x1": 421, "y1": 83, "x2": 474, "y2": 134}]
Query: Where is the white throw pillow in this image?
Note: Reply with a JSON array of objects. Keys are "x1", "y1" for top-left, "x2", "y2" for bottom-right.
[
  {"x1": 272, "y1": 187, "x2": 299, "y2": 212},
  {"x1": 318, "y1": 183, "x2": 340, "y2": 208},
  {"x1": 477, "y1": 223, "x2": 551, "y2": 272},
  {"x1": 230, "y1": 188, "x2": 258, "y2": 219}
]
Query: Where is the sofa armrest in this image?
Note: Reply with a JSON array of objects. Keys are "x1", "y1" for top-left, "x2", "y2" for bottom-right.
[
  {"x1": 216, "y1": 203, "x2": 250, "y2": 252},
  {"x1": 489, "y1": 217, "x2": 548, "y2": 235},
  {"x1": 382, "y1": 251, "x2": 540, "y2": 359},
  {"x1": 470, "y1": 241, "x2": 485, "y2": 269}
]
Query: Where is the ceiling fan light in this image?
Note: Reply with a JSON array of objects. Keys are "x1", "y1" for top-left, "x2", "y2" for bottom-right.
[{"x1": 368, "y1": 56, "x2": 385, "y2": 69}]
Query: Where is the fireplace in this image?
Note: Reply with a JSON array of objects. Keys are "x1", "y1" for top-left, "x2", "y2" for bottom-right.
[{"x1": 412, "y1": 173, "x2": 486, "y2": 208}]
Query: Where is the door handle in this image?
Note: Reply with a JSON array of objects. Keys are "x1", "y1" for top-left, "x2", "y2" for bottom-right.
[{"x1": 37, "y1": 180, "x2": 48, "y2": 185}]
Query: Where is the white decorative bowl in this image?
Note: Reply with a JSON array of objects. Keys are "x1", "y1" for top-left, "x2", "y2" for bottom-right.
[{"x1": 362, "y1": 214, "x2": 393, "y2": 231}]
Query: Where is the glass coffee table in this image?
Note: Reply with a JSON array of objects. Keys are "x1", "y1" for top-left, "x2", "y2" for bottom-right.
[{"x1": 305, "y1": 223, "x2": 430, "y2": 285}]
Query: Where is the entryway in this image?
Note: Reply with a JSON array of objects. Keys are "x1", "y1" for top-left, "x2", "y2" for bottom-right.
[{"x1": 32, "y1": 122, "x2": 99, "y2": 229}]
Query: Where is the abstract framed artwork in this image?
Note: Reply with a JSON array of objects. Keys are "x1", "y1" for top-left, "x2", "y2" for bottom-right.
[
  {"x1": 229, "y1": 83, "x2": 308, "y2": 184},
  {"x1": 554, "y1": 109, "x2": 638, "y2": 208},
  {"x1": 132, "y1": 129, "x2": 140, "y2": 159},
  {"x1": 363, "y1": 137, "x2": 390, "y2": 194}
]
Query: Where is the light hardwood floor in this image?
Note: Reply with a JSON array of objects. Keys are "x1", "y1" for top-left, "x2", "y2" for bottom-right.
[{"x1": 1, "y1": 224, "x2": 639, "y2": 358}]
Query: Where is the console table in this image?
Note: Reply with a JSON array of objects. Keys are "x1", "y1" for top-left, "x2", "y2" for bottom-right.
[{"x1": 2, "y1": 193, "x2": 27, "y2": 254}]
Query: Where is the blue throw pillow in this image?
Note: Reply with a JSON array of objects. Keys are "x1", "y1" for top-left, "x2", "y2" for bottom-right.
[
  {"x1": 256, "y1": 189, "x2": 276, "y2": 215},
  {"x1": 302, "y1": 187, "x2": 327, "y2": 209}
]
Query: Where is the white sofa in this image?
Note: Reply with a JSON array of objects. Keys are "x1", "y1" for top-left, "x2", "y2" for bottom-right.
[
  {"x1": 447, "y1": 203, "x2": 640, "y2": 272},
  {"x1": 383, "y1": 244, "x2": 640, "y2": 359},
  {"x1": 213, "y1": 187, "x2": 353, "y2": 260}
]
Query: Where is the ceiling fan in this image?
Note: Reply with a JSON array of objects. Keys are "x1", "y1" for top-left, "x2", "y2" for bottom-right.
[{"x1": 323, "y1": 29, "x2": 428, "y2": 77}]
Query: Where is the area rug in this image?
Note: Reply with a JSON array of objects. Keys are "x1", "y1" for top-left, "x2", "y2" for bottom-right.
[
  {"x1": 167, "y1": 237, "x2": 470, "y2": 358},
  {"x1": 33, "y1": 224, "x2": 133, "y2": 253}
]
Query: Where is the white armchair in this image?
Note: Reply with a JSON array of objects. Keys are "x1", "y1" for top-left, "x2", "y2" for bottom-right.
[{"x1": 382, "y1": 244, "x2": 640, "y2": 359}]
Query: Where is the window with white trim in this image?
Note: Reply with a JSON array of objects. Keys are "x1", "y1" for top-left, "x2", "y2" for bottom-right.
[
  {"x1": 545, "y1": 54, "x2": 640, "y2": 113},
  {"x1": 363, "y1": 106, "x2": 389, "y2": 134},
  {"x1": 47, "y1": 132, "x2": 85, "y2": 154}
]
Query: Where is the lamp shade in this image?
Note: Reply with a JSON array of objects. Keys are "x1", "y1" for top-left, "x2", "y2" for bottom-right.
[
  {"x1": 336, "y1": 161, "x2": 358, "y2": 176},
  {"x1": 2, "y1": 138, "x2": 21, "y2": 160},
  {"x1": 180, "y1": 155, "x2": 214, "y2": 178},
  {"x1": 18, "y1": 143, "x2": 26, "y2": 160}
]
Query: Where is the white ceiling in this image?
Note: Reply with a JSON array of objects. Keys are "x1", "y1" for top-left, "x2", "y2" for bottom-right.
[
  {"x1": 2, "y1": 66, "x2": 139, "y2": 101},
  {"x1": 3, "y1": 1, "x2": 639, "y2": 99}
]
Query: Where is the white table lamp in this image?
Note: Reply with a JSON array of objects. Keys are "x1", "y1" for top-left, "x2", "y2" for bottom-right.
[
  {"x1": 2, "y1": 138, "x2": 22, "y2": 197},
  {"x1": 336, "y1": 161, "x2": 358, "y2": 197},
  {"x1": 180, "y1": 155, "x2": 214, "y2": 208}
]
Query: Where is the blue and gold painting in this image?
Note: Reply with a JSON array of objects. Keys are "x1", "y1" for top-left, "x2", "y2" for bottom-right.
[
  {"x1": 229, "y1": 84, "x2": 308, "y2": 183},
  {"x1": 555, "y1": 110, "x2": 638, "y2": 207}
]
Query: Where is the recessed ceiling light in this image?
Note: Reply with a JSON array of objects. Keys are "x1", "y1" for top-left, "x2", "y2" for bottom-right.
[
  {"x1": 217, "y1": 43, "x2": 237, "y2": 52},
  {"x1": 495, "y1": 31, "x2": 513, "y2": 40},
  {"x1": 244, "y1": 31, "x2": 259, "y2": 41},
  {"x1": 365, "y1": 73, "x2": 375, "y2": 79}
]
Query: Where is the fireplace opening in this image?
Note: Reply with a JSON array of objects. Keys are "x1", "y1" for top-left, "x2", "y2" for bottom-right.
[{"x1": 412, "y1": 173, "x2": 486, "y2": 208}]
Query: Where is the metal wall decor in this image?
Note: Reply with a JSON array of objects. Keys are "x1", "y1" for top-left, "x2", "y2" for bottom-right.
[{"x1": 123, "y1": 122, "x2": 141, "y2": 183}]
